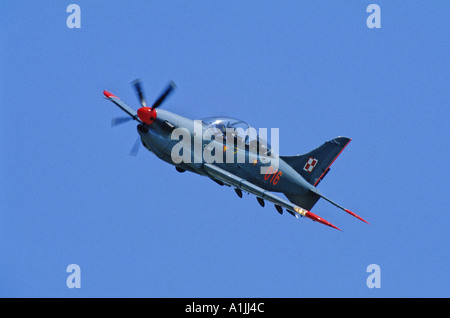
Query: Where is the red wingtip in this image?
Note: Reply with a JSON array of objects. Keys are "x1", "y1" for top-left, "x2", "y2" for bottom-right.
[
  {"x1": 103, "y1": 90, "x2": 117, "y2": 99},
  {"x1": 344, "y1": 209, "x2": 370, "y2": 224},
  {"x1": 305, "y1": 211, "x2": 341, "y2": 231}
]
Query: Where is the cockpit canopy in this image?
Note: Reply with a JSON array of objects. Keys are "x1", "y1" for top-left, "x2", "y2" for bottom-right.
[{"x1": 202, "y1": 116, "x2": 271, "y2": 155}]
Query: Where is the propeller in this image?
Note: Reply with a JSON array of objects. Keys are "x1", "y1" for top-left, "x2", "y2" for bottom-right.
[
  {"x1": 110, "y1": 78, "x2": 176, "y2": 155},
  {"x1": 132, "y1": 79, "x2": 176, "y2": 125}
]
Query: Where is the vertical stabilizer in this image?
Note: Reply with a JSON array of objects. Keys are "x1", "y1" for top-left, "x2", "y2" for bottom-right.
[{"x1": 280, "y1": 137, "x2": 351, "y2": 187}]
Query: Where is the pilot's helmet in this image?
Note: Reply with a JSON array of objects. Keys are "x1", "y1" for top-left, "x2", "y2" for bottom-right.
[{"x1": 215, "y1": 123, "x2": 227, "y2": 134}]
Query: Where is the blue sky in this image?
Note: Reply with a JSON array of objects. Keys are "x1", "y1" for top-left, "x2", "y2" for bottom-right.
[{"x1": 0, "y1": 1, "x2": 448, "y2": 297}]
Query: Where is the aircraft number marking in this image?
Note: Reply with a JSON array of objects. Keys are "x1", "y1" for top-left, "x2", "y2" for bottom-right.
[{"x1": 264, "y1": 166, "x2": 282, "y2": 185}]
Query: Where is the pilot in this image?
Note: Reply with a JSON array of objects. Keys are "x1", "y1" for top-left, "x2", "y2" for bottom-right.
[
  {"x1": 215, "y1": 123, "x2": 227, "y2": 135},
  {"x1": 212, "y1": 123, "x2": 228, "y2": 144}
]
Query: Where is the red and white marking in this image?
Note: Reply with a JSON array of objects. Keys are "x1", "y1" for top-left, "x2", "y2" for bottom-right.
[{"x1": 303, "y1": 157, "x2": 318, "y2": 173}]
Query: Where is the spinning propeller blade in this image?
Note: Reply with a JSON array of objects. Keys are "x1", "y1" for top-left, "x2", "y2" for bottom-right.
[
  {"x1": 129, "y1": 137, "x2": 141, "y2": 157},
  {"x1": 132, "y1": 79, "x2": 176, "y2": 110},
  {"x1": 111, "y1": 116, "x2": 133, "y2": 127},
  {"x1": 132, "y1": 79, "x2": 147, "y2": 108},
  {"x1": 151, "y1": 81, "x2": 177, "y2": 109}
]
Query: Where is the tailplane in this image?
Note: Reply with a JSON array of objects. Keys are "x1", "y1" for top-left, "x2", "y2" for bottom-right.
[
  {"x1": 281, "y1": 137, "x2": 351, "y2": 187},
  {"x1": 281, "y1": 137, "x2": 369, "y2": 224}
]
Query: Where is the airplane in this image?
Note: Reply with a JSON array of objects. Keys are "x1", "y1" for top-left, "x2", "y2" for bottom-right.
[{"x1": 103, "y1": 79, "x2": 369, "y2": 231}]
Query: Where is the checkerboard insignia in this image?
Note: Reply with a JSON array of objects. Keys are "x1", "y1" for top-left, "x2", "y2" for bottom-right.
[{"x1": 303, "y1": 157, "x2": 318, "y2": 173}]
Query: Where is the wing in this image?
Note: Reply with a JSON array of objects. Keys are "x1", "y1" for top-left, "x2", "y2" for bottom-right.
[
  {"x1": 103, "y1": 90, "x2": 142, "y2": 123},
  {"x1": 203, "y1": 163, "x2": 340, "y2": 230}
]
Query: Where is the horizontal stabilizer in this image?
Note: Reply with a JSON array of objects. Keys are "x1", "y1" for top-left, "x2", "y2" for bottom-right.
[{"x1": 309, "y1": 188, "x2": 369, "y2": 224}]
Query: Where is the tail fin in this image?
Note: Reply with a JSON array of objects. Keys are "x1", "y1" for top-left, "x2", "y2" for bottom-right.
[{"x1": 281, "y1": 137, "x2": 351, "y2": 187}]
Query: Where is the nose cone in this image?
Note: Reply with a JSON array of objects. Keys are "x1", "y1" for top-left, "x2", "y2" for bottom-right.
[{"x1": 137, "y1": 107, "x2": 157, "y2": 124}]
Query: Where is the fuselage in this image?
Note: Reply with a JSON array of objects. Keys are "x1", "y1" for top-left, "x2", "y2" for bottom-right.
[
  {"x1": 137, "y1": 109, "x2": 313, "y2": 197},
  {"x1": 103, "y1": 82, "x2": 366, "y2": 230}
]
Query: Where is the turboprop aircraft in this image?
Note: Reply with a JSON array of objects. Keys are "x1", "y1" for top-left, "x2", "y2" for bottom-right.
[{"x1": 103, "y1": 79, "x2": 368, "y2": 231}]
